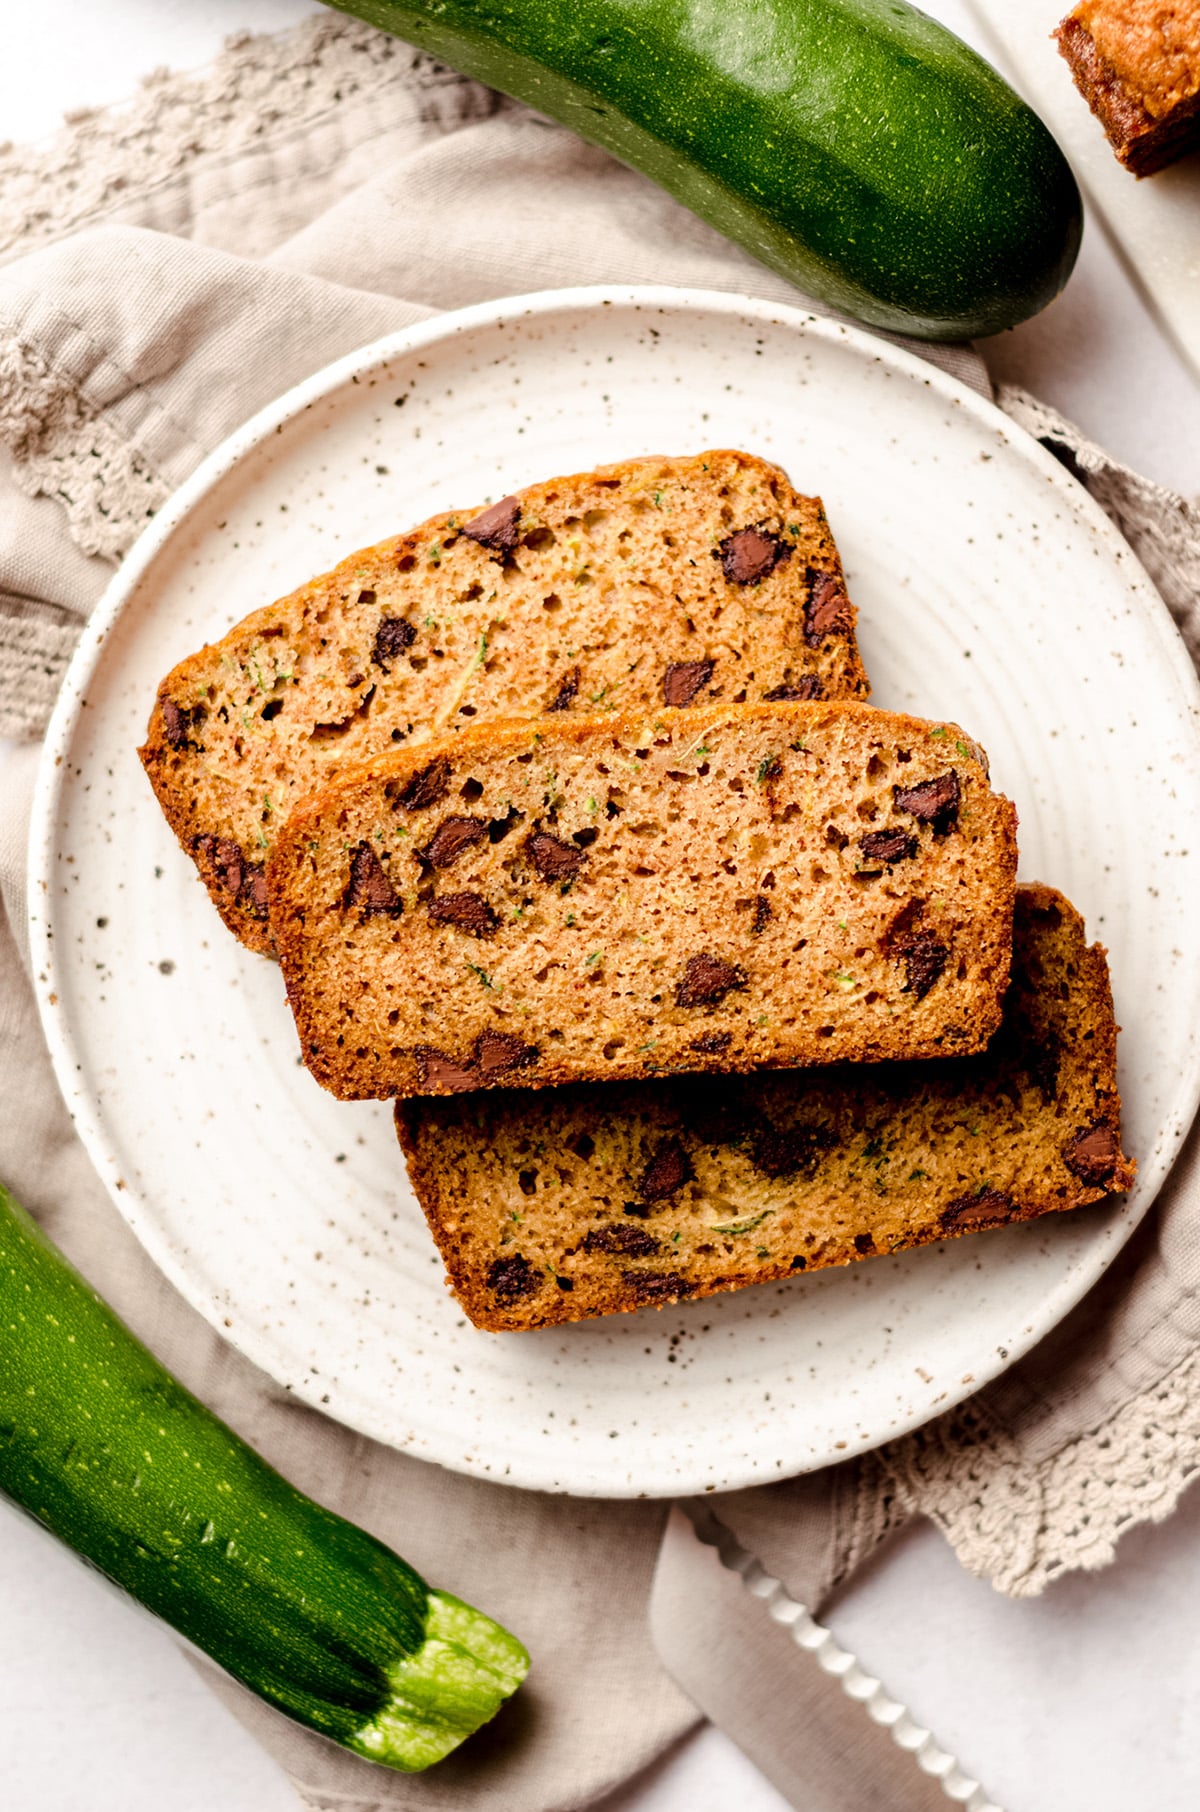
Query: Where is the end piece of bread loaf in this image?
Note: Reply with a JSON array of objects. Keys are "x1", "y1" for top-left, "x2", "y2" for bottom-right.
[
  {"x1": 268, "y1": 700, "x2": 1018, "y2": 1100},
  {"x1": 139, "y1": 449, "x2": 869, "y2": 954},
  {"x1": 397, "y1": 885, "x2": 1134, "y2": 1331},
  {"x1": 1054, "y1": 3, "x2": 1200, "y2": 176}
]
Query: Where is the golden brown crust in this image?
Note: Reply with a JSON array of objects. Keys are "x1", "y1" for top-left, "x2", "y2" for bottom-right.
[
  {"x1": 1055, "y1": 6, "x2": 1200, "y2": 174},
  {"x1": 138, "y1": 449, "x2": 869, "y2": 953},
  {"x1": 268, "y1": 699, "x2": 1018, "y2": 1101},
  {"x1": 397, "y1": 884, "x2": 1134, "y2": 1331}
]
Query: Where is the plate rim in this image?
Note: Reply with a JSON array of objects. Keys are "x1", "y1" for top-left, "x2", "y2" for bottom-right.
[{"x1": 28, "y1": 282, "x2": 1200, "y2": 1496}]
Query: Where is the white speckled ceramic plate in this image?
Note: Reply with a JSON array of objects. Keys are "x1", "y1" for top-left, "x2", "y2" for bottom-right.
[{"x1": 30, "y1": 287, "x2": 1200, "y2": 1497}]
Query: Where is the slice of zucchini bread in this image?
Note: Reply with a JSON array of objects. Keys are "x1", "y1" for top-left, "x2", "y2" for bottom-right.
[
  {"x1": 396, "y1": 885, "x2": 1134, "y2": 1331},
  {"x1": 139, "y1": 449, "x2": 869, "y2": 955},
  {"x1": 267, "y1": 700, "x2": 1018, "y2": 1101}
]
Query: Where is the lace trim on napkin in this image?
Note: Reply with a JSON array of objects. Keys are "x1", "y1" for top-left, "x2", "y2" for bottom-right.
[
  {"x1": 0, "y1": 16, "x2": 490, "y2": 262},
  {"x1": 0, "y1": 335, "x2": 168, "y2": 564},
  {"x1": 858, "y1": 1342, "x2": 1200, "y2": 1597}
]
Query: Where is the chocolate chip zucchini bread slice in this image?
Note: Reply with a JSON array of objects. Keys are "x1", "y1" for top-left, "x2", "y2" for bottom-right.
[
  {"x1": 139, "y1": 449, "x2": 868, "y2": 955},
  {"x1": 396, "y1": 885, "x2": 1133, "y2": 1331},
  {"x1": 267, "y1": 700, "x2": 1018, "y2": 1100}
]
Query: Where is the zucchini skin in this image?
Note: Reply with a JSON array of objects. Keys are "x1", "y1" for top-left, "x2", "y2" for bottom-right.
[
  {"x1": 0, "y1": 1182, "x2": 527, "y2": 1769},
  {"x1": 329, "y1": 0, "x2": 1082, "y2": 338}
]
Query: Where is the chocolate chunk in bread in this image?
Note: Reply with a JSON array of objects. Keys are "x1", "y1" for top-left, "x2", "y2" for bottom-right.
[
  {"x1": 803, "y1": 570, "x2": 853, "y2": 646},
  {"x1": 638, "y1": 1138, "x2": 693, "y2": 1204},
  {"x1": 463, "y1": 496, "x2": 521, "y2": 554},
  {"x1": 765, "y1": 676, "x2": 822, "y2": 702},
  {"x1": 894, "y1": 771, "x2": 960, "y2": 834},
  {"x1": 344, "y1": 843, "x2": 402, "y2": 916},
  {"x1": 427, "y1": 891, "x2": 498, "y2": 937},
  {"x1": 663, "y1": 660, "x2": 715, "y2": 707},
  {"x1": 372, "y1": 617, "x2": 417, "y2": 670}
]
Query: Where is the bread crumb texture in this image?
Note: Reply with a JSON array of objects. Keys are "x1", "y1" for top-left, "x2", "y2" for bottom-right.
[
  {"x1": 139, "y1": 449, "x2": 868, "y2": 953},
  {"x1": 397, "y1": 886, "x2": 1134, "y2": 1330},
  {"x1": 1076, "y1": 0, "x2": 1200, "y2": 114},
  {"x1": 268, "y1": 700, "x2": 1018, "y2": 1100}
]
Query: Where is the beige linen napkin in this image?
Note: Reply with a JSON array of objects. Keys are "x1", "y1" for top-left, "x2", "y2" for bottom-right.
[{"x1": 2, "y1": 16, "x2": 1199, "y2": 1812}]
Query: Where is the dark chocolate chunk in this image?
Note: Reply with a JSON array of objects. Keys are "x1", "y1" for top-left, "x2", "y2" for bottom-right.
[
  {"x1": 372, "y1": 616, "x2": 417, "y2": 670},
  {"x1": 1064, "y1": 1123, "x2": 1121, "y2": 1187},
  {"x1": 753, "y1": 894, "x2": 773, "y2": 934},
  {"x1": 427, "y1": 890, "x2": 498, "y2": 937},
  {"x1": 637, "y1": 1137, "x2": 693, "y2": 1204},
  {"x1": 764, "y1": 675, "x2": 822, "y2": 702},
  {"x1": 662, "y1": 659, "x2": 715, "y2": 707},
  {"x1": 803, "y1": 569, "x2": 852, "y2": 646},
  {"x1": 751, "y1": 1122, "x2": 828, "y2": 1180},
  {"x1": 716, "y1": 525, "x2": 792, "y2": 586},
  {"x1": 161, "y1": 698, "x2": 192, "y2": 748},
  {"x1": 414, "y1": 1046, "x2": 477, "y2": 1092},
  {"x1": 903, "y1": 930, "x2": 949, "y2": 1000},
  {"x1": 394, "y1": 757, "x2": 450, "y2": 812},
  {"x1": 526, "y1": 829, "x2": 586, "y2": 884},
  {"x1": 622, "y1": 1270, "x2": 693, "y2": 1303},
  {"x1": 893, "y1": 770, "x2": 960, "y2": 834},
  {"x1": 486, "y1": 1253, "x2": 541, "y2": 1303},
  {"x1": 344, "y1": 842, "x2": 403, "y2": 916},
  {"x1": 582, "y1": 1225, "x2": 661, "y2": 1258},
  {"x1": 546, "y1": 665, "x2": 581, "y2": 712},
  {"x1": 474, "y1": 1031, "x2": 539, "y2": 1079},
  {"x1": 853, "y1": 1232, "x2": 876, "y2": 1256},
  {"x1": 940, "y1": 1188, "x2": 1017, "y2": 1233},
  {"x1": 241, "y1": 863, "x2": 269, "y2": 919},
  {"x1": 195, "y1": 834, "x2": 263, "y2": 917},
  {"x1": 196, "y1": 834, "x2": 245, "y2": 901},
  {"x1": 859, "y1": 829, "x2": 918, "y2": 866},
  {"x1": 692, "y1": 1031, "x2": 732, "y2": 1055},
  {"x1": 675, "y1": 952, "x2": 748, "y2": 1008},
  {"x1": 463, "y1": 495, "x2": 521, "y2": 554},
  {"x1": 420, "y1": 815, "x2": 489, "y2": 869}
]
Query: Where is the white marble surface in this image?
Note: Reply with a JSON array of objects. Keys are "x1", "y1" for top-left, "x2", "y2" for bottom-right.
[{"x1": 1, "y1": 3, "x2": 1198, "y2": 1811}]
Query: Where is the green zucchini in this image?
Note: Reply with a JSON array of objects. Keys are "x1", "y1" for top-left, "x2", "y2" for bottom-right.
[
  {"x1": 328, "y1": 0, "x2": 1082, "y2": 338},
  {"x1": 0, "y1": 1180, "x2": 527, "y2": 1770}
]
